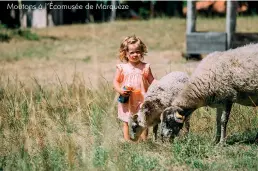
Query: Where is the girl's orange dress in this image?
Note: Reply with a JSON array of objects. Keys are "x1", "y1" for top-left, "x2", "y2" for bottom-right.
[{"x1": 116, "y1": 63, "x2": 151, "y2": 122}]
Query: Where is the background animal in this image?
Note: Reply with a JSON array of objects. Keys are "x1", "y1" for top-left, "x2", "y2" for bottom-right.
[
  {"x1": 129, "y1": 71, "x2": 190, "y2": 141},
  {"x1": 161, "y1": 43, "x2": 258, "y2": 144}
]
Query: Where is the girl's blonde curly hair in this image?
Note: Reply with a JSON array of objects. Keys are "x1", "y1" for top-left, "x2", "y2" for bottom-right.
[{"x1": 119, "y1": 35, "x2": 148, "y2": 62}]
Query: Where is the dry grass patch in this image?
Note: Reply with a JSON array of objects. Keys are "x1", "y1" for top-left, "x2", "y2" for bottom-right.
[{"x1": 0, "y1": 16, "x2": 258, "y2": 170}]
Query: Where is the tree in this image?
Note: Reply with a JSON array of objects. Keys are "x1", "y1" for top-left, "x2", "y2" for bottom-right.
[{"x1": 18, "y1": 0, "x2": 27, "y2": 28}]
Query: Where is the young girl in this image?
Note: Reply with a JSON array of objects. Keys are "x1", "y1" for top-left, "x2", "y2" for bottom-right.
[{"x1": 113, "y1": 35, "x2": 155, "y2": 142}]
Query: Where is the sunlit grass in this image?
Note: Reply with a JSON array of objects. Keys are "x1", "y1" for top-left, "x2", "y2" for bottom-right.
[
  {"x1": 0, "y1": 16, "x2": 258, "y2": 170},
  {"x1": 0, "y1": 75, "x2": 257, "y2": 170}
]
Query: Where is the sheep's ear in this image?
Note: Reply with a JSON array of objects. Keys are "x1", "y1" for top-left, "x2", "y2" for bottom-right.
[
  {"x1": 144, "y1": 100, "x2": 151, "y2": 105},
  {"x1": 174, "y1": 112, "x2": 185, "y2": 123},
  {"x1": 160, "y1": 107, "x2": 170, "y2": 121},
  {"x1": 160, "y1": 111, "x2": 165, "y2": 121},
  {"x1": 143, "y1": 100, "x2": 152, "y2": 109},
  {"x1": 132, "y1": 114, "x2": 138, "y2": 121},
  {"x1": 154, "y1": 99, "x2": 162, "y2": 107}
]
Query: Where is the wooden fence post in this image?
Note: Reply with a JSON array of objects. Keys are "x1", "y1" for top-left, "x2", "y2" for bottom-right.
[
  {"x1": 186, "y1": 0, "x2": 196, "y2": 34},
  {"x1": 110, "y1": 0, "x2": 116, "y2": 21},
  {"x1": 226, "y1": 0, "x2": 237, "y2": 49}
]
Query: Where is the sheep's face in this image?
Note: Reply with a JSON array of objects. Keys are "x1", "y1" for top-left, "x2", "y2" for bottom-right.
[
  {"x1": 128, "y1": 114, "x2": 145, "y2": 140},
  {"x1": 160, "y1": 106, "x2": 185, "y2": 139},
  {"x1": 129, "y1": 101, "x2": 157, "y2": 140}
]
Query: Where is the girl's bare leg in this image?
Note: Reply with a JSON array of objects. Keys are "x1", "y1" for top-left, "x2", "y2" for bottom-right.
[{"x1": 123, "y1": 122, "x2": 131, "y2": 141}]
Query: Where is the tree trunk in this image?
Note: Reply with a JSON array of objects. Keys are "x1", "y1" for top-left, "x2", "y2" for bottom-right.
[
  {"x1": 150, "y1": 1, "x2": 155, "y2": 18},
  {"x1": 18, "y1": 0, "x2": 27, "y2": 28}
]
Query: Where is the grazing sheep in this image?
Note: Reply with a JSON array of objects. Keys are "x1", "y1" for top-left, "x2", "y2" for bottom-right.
[
  {"x1": 161, "y1": 43, "x2": 258, "y2": 144},
  {"x1": 129, "y1": 71, "x2": 191, "y2": 141}
]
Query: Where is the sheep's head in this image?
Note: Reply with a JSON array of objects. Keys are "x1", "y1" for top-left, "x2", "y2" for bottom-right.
[
  {"x1": 160, "y1": 106, "x2": 185, "y2": 140},
  {"x1": 128, "y1": 114, "x2": 145, "y2": 141},
  {"x1": 129, "y1": 101, "x2": 154, "y2": 141}
]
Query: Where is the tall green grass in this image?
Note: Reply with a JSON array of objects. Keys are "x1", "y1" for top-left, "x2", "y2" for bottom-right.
[
  {"x1": 0, "y1": 26, "x2": 40, "y2": 42},
  {"x1": 0, "y1": 76, "x2": 257, "y2": 170}
]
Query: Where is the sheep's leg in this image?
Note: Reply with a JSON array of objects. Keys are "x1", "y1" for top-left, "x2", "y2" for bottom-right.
[
  {"x1": 219, "y1": 102, "x2": 233, "y2": 144},
  {"x1": 180, "y1": 116, "x2": 190, "y2": 137},
  {"x1": 215, "y1": 108, "x2": 222, "y2": 143},
  {"x1": 153, "y1": 124, "x2": 158, "y2": 141},
  {"x1": 183, "y1": 116, "x2": 190, "y2": 135}
]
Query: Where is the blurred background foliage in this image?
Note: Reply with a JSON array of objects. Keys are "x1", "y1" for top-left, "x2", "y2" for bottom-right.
[{"x1": 0, "y1": 1, "x2": 258, "y2": 28}]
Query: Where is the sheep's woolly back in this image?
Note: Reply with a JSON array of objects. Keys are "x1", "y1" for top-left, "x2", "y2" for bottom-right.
[
  {"x1": 173, "y1": 43, "x2": 258, "y2": 108},
  {"x1": 135, "y1": 72, "x2": 189, "y2": 128},
  {"x1": 145, "y1": 72, "x2": 189, "y2": 107}
]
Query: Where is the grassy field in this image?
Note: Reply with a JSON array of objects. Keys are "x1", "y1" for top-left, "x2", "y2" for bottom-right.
[{"x1": 0, "y1": 16, "x2": 258, "y2": 170}]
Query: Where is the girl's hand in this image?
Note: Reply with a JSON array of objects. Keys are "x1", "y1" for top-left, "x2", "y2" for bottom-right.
[{"x1": 119, "y1": 89, "x2": 131, "y2": 97}]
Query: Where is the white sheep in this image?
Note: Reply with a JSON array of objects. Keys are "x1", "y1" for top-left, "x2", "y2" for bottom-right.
[
  {"x1": 161, "y1": 43, "x2": 258, "y2": 144},
  {"x1": 129, "y1": 71, "x2": 191, "y2": 141}
]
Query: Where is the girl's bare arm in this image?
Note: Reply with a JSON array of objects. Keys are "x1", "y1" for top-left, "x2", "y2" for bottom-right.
[
  {"x1": 147, "y1": 67, "x2": 156, "y2": 84},
  {"x1": 113, "y1": 69, "x2": 130, "y2": 96}
]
